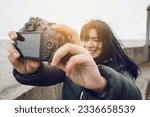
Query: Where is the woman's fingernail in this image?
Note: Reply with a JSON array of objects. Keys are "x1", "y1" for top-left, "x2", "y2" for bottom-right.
[
  {"x1": 51, "y1": 61, "x2": 56, "y2": 66},
  {"x1": 51, "y1": 24, "x2": 58, "y2": 29},
  {"x1": 66, "y1": 73, "x2": 69, "y2": 77},
  {"x1": 13, "y1": 52, "x2": 19, "y2": 58}
]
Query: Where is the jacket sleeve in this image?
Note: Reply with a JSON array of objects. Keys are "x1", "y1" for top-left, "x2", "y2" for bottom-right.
[
  {"x1": 82, "y1": 65, "x2": 142, "y2": 100},
  {"x1": 13, "y1": 63, "x2": 66, "y2": 86}
]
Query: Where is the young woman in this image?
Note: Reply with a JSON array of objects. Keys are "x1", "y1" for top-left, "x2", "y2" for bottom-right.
[{"x1": 7, "y1": 20, "x2": 142, "y2": 99}]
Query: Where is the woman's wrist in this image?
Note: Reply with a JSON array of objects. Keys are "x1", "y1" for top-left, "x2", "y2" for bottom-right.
[{"x1": 93, "y1": 76, "x2": 107, "y2": 94}]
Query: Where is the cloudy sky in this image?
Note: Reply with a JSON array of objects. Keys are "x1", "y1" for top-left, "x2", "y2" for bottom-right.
[{"x1": 0, "y1": 0, "x2": 149, "y2": 40}]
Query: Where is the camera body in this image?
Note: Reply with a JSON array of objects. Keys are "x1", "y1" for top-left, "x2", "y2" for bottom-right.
[{"x1": 14, "y1": 17, "x2": 71, "y2": 61}]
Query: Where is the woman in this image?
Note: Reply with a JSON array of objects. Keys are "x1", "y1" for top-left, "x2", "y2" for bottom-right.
[
  {"x1": 7, "y1": 20, "x2": 142, "y2": 99},
  {"x1": 80, "y1": 20, "x2": 139, "y2": 79}
]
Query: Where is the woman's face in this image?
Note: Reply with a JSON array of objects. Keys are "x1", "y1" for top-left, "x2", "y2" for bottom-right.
[{"x1": 81, "y1": 28, "x2": 103, "y2": 58}]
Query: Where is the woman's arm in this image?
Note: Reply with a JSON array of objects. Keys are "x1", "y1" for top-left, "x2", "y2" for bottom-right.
[
  {"x1": 13, "y1": 63, "x2": 66, "y2": 86},
  {"x1": 81, "y1": 65, "x2": 142, "y2": 100}
]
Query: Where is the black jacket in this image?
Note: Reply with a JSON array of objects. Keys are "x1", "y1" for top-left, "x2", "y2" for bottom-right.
[{"x1": 13, "y1": 61, "x2": 142, "y2": 100}]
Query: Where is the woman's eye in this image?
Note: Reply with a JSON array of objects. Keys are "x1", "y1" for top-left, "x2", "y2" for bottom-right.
[
  {"x1": 93, "y1": 37, "x2": 102, "y2": 42},
  {"x1": 82, "y1": 38, "x2": 88, "y2": 41},
  {"x1": 92, "y1": 38, "x2": 99, "y2": 41},
  {"x1": 93, "y1": 39, "x2": 99, "y2": 41}
]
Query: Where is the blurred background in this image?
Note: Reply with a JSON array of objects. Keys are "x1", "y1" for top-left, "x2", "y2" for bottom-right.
[
  {"x1": 0, "y1": 0, "x2": 150, "y2": 100},
  {"x1": 0, "y1": 0, "x2": 149, "y2": 41}
]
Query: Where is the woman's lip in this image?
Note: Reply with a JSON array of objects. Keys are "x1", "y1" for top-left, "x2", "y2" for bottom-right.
[
  {"x1": 85, "y1": 48, "x2": 96, "y2": 53},
  {"x1": 88, "y1": 50, "x2": 95, "y2": 53},
  {"x1": 87, "y1": 49, "x2": 96, "y2": 51}
]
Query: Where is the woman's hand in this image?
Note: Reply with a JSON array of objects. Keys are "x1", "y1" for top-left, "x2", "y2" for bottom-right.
[
  {"x1": 7, "y1": 31, "x2": 41, "y2": 75},
  {"x1": 49, "y1": 43, "x2": 107, "y2": 92},
  {"x1": 49, "y1": 24, "x2": 107, "y2": 92},
  {"x1": 51, "y1": 24, "x2": 81, "y2": 45}
]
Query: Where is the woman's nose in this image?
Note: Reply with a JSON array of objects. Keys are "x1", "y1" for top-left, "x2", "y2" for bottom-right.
[{"x1": 86, "y1": 40, "x2": 94, "y2": 47}]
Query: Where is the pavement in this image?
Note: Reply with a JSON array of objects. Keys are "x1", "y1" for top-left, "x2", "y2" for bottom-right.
[{"x1": 136, "y1": 61, "x2": 150, "y2": 99}]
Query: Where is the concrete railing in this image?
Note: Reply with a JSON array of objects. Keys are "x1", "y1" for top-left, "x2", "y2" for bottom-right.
[{"x1": 125, "y1": 46, "x2": 149, "y2": 64}]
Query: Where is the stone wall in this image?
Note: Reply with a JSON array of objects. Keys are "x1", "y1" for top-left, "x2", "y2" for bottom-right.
[
  {"x1": 16, "y1": 83, "x2": 63, "y2": 100},
  {"x1": 125, "y1": 46, "x2": 149, "y2": 64}
]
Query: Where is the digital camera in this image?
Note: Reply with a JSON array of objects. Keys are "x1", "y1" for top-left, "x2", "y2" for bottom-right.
[{"x1": 14, "y1": 17, "x2": 71, "y2": 61}]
